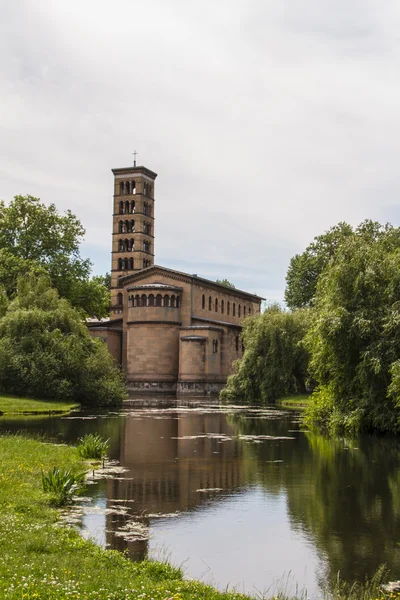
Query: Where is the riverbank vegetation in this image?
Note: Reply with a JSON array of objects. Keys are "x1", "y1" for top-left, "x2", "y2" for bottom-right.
[
  {"x1": 0, "y1": 394, "x2": 79, "y2": 415},
  {"x1": 223, "y1": 221, "x2": 400, "y2": 435},
  {"x1": 0, "y1": 275, "x2": 126, "y2": 407}
]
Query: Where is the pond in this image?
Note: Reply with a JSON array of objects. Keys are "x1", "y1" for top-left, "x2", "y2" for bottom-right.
[{"x1": 2, "y1": 399, "x2": 400, "y2": 598}]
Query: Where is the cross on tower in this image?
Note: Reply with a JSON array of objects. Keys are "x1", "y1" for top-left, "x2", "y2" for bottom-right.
[{"x1": 132, "y1": 150, "x2": 138, "y2": 167}]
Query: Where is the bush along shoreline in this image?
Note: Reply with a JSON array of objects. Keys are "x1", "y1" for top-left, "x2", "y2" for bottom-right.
[{"x1": 0, "y1": 432, "x2": 398, "y2": 600}]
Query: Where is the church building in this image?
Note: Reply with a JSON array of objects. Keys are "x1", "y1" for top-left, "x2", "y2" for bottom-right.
[{"x1": 88, "y1": 163, "x2": 263, "y2": 395}]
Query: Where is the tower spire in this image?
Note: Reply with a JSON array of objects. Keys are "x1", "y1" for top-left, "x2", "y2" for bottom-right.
[{"x1": 132, "y1": 150, "x2": 138, "y2": 167}]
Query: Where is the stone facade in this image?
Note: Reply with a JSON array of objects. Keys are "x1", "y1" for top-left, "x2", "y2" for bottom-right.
[{"x1": 88, "y1": 164, "x2": 263, "y2": 396}]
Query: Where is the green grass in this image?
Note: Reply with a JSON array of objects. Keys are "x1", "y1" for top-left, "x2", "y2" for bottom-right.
[
  {"x1": 0, "y1": 433, "x2": 395, "y2": 600},
  {"x1": 277, "y1": 394, "x2": 311, "y2": 409},
  {"x1": 0, "y1": 394, "x2": 79, "y2": 415}
]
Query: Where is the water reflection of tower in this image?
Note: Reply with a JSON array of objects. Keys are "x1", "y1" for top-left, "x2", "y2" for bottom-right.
[{"x1": 105, "y1": 411, "x2": 247, "y2": 560}]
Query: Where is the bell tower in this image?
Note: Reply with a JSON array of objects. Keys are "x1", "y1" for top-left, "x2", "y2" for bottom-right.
[{"x1": 110, "y1": 163, "x2": 157, "y2": 317}]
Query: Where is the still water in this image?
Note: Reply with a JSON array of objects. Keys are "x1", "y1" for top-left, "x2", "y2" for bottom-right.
[{"x1": 2, "y1": 399, "x2": 400, "y2": 598}]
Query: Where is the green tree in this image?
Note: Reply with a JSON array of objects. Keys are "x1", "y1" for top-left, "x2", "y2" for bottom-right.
[
  {"x1": 216, "y1": 278, "x2": 236, "y2": 288},
  {"x1": 0, "y1": 275, "x2": 126, "y2": 406},
  {"x1": 304, "y1": 228, "x2": 400, "y2": 434},
  {"x1": 221, "y1": 304, "x2": 311, "y2": 404},
  {"x1": 0, "y1": 195, "x2": 109, "y2": 317}
]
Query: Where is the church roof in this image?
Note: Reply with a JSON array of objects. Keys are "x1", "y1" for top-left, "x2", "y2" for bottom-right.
[{"x1": 119, "y1": 265, "x2": 264, "y2": 301}]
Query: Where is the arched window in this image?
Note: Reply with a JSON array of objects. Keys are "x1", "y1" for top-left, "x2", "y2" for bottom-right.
[
  {"x1": 125, "y1": 201, "x2": 129, "y2": 213},
  {"x1": 129, "y1": 220, "x2": 135, "y2": 232},
  {"x1": 202, "y1": 294, "x2": 205, "y2": 309},
  {"x1": 164, "y1": 294, "x2": 170, "y2": 307},
  {"x1": 238, "y1": 305, "x2": 241, "y2": 318},
  {"x1": 144, "y1": 240, "x2": 149, "y2": 253},
  {"x1": 124, "y1": 220, "x2": 129, "y2": 233},
  {"x1": 118, "y1": 221, "x2": 123, "y2": 233},
  {"x1": 209, "y1": 296, "x2": 212, "y2": 311},
  {"x1": 236, "y1": 335, "x2": 239, "y2": 352},
  {"x1": 171, "y1": 295, "x2": 176, "y2": 308},
  {"x1": 215, "y1": 298, "x2": 218, "y2": 312},
  {"x1": 131, "y1": 181, "x2": 136, "y2": 195},
  {"x1": 233, "y1": 303, "x2": 236, "y2": 317},
  {"x1": 128, "y1": 295, "x2": 132, "y2": 308},
  {"x1": 148, "y1": 294, "x2": 155, "y2": 307},
  {"x1": 244, "y1": 306, "x2": 246, "y2": 317},
  {"x1": 143, "y1": 183, "x2": 148, "y2": 196},
  {"x1": 123, "y1": 258, "x2": 129, "y2": 270},
  {"x1": 117, "y1": 292, "x2": 123, "y2": 306},
  {"x1": 143, "y1": 202, "x2": 148, "y2": 216},
  {"x1": 119, "y1": 240, "x2": 124, "y2": 252},
  {"x1": 129, "y1": 239, "x2": 134, "y2": 251},
  {"x1": 129, "y1": 257, "x2": 134, "y2": 269},
  {"x1": 227, "y1": 301, "x2": 230, "y2": 315},
  {"x1": 176, "y1": 296, "x2": 180, "y2": 308},
  {"x1": 156, "y1": 294, "x2": 162, "y2": 307},
  {"x1": 135, "y1": 294, "x2": 140, "y2": 307},
  {"x1": 119, "y1": 201, "x2": 124, "y2": 214},
  {"x1": 141, "y1": 294, "x2": 147, "y2": 307},
  {"x1": 131, "y1": 200, "x2": 135, "y2": 213},
  {"x1": 118, "y1": 258, "x2": 122, "y2": 270},
  {"x1": 120, "y1": 182, "x2": 124, "y2": 195},
  {"x1": 221, "y1": 300, "x2": 224, "y2": 314}
]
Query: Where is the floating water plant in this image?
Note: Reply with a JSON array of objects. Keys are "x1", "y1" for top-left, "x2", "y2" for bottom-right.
[{"x1": 77, "y1": 433, "x2": 110, "y2": 459}]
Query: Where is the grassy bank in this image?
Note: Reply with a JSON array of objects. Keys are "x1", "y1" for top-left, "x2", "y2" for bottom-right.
[
  {"x1": 0, "y1": 434, "x2": 251, "y2": 600},
  {"x1": 0, "y1": 394, "x2": 79, "y2": 415},
  {"x1": 278, "y1": 394, "x2": 311, "y2": 409},
  {"x1": 0, "y1": 433, "x2": 396, "y2": 600}
]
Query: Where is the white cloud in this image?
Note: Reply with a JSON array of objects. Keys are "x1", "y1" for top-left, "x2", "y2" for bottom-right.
[{"x1": 1, "y1": 0, "x2": 400, "y2": 300}]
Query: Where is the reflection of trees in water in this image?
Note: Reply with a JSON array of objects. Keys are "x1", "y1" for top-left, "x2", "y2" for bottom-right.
[{"x1": 232, "y1": 412, "x2": 400, "y2": 587}]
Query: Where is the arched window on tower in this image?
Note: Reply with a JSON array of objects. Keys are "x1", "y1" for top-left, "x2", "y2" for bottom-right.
[
  {"x1": 119, "y1": 201, "x2": 124, "y2": 214},
  {"x1": 215, "y1": 298, "x2": 218, "y2": 312},
  {"x1": 129, "y1": 239, "x2": 134, "y2": 251},
  {"x1": 118, "y1": 258, "x2": 122, "y2": 270},
  {"x1": 119, "y1": 182, "x2": 124, "y2": 195},
  {"x1": 143, "y1": 240, "x2": 150, "y2": 253},
  {"x1": 118, "y1": 221, "x2": 123, "y2": 233},
  {"x1": 123, "y1": 258, "x2": 129, "y2": 270},
  {"x1": 119, "y1": 240, "x2": 124, "y2": 252},
  {"x1": 221, "y1": 300, "x2": 224, "y2": 314},
  {"x1": 227, "y1": 301, "x2": 230, "y2": 315},
  {"x1": 131, "y1": 200, "x2": 135, "y2": 213},
  {"x1": 125, "y1": 201, "x2": 130, "y2": 214},
  {"x1": 131, "y1": 181, "x2": 136, "y2": 195},
  {"x1": 209, "y1": 296, "x2": 212, "y2": 311},
  {"x1": 143, "y1": 202, "x2": 149, "y2": 216},
  {"x1": 143, "y1": 183, "x2": 148, "y2": 196},
  {"x1": 202, "y1": 294, "x2": 205, "y2": 309},
  {"x1": 129, "y1": 257, "x2": 134, "y2": 269},
  {"x1": 129, "y1": 220, "x2": 135, "y2": 233},
  {"x1": 124, "y1": 220, "x2": 129, "y2": 233},
  {"x1": 117, "y1": 292, "x2": 123, "y2": 306}
]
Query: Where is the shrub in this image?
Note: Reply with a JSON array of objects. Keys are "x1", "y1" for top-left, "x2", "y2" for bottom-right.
[
  {"x1": 41, "y1": 467, "x2": 86, "y2": 506},
  {"x1": 77, "y1": 434, "x2": 110, "y2": 459}
]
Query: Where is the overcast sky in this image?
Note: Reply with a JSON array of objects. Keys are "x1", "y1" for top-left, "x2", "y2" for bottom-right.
[{"x1": 1, "y1": 0, "x2": 400, "y2": 301}]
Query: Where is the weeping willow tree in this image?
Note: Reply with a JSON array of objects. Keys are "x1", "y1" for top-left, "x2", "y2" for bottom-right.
[{"x1": 221, "y1": 304, "x2": 311, "y2": 404}]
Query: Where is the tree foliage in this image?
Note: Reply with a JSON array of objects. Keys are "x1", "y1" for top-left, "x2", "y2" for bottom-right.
[
  {"x1": 0, "y1": 275, "x2": 126, "y2": 406},
  {"x1": 304, "y1": 226, "x2": 400, "y2": 434},
  {"x1": 221, "y1": 304, "x2": 311, "y2": 404},
  {"x1": 216, "y1": 278, "x2": 236, "y2": 288},
  {"x1": 0, "y1": 195, "x2": 109, "y2": 317},
  {"x1": 283, "y1": 221, "x2": 397, "y2": 310}
]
